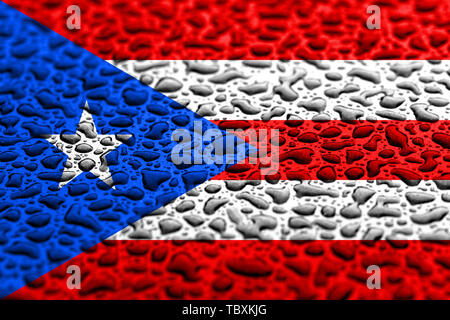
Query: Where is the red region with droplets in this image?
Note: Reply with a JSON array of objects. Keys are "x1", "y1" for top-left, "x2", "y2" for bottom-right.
[
  {"x1": 3, "y1": 0, "x2": 450, "y2": 59},
  {"x1": 7, "y1": 240, "x2": 450, "y2": 300},
  {"x1": 212, "y1": 120, "x2": 450, "y2": 182}
]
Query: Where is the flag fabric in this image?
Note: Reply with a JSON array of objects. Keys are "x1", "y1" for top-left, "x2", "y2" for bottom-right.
[{"x1": 1, "y1": 0, "x2": 450, "y2": 300}]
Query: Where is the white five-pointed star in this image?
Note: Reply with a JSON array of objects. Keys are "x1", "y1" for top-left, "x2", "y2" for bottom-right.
[{"x1": 45, "y1": 102, "x2": 131, "y2": 189}]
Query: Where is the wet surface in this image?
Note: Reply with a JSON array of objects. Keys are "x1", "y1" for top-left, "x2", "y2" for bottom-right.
[
  {"x1": 8, "y1": 240, "x2": 450, "y2": 300},
  {"x1": 4, "y1": 0, "x2": 450, "y2": 59},
  {"x1": 2, "y1": 1, "x2": 450, "y2": 301}
]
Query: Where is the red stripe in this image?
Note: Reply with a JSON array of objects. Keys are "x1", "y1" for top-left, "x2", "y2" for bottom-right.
[
  {"x1": 4, "y1": 0, "x2": 450, "y2": 59},
  {"x1": 6, "y1": 240, "x2": 450, "y2": 300},
  {"x1": 211, "y1": 120, "x2": 450, "y2": 181}
]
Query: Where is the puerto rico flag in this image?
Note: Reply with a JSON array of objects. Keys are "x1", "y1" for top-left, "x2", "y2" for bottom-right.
[{"x1": 1, "y1": 0, "x2": 450, "y2": 300}]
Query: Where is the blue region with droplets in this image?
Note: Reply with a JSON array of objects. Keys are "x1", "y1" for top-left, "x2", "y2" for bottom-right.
[{"x1": 0, "y1": 2, "x2": 250, "y2": 298}]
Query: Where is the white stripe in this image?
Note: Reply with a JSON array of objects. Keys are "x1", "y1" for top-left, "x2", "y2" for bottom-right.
[
  {"x1": 108, "y1": 180, "x2": 450, "y2": 241},
  {"x1": 110, "y1": 60, "x2": 450, "y2": 121}
]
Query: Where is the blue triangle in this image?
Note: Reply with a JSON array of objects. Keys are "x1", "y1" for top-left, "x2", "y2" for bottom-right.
[{"x1": 0, "y1": 2, "x2": 251, "y2": 298}]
